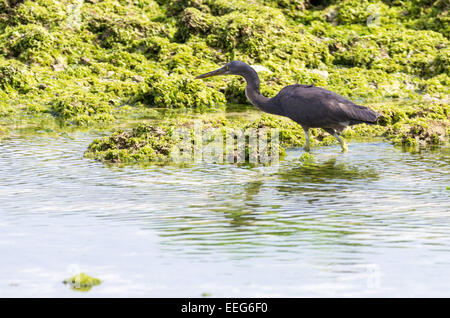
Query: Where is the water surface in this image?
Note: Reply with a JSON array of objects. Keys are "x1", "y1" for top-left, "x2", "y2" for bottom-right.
[{"x1": 0, "y1": 133, "x2": 449, "y2": 297}]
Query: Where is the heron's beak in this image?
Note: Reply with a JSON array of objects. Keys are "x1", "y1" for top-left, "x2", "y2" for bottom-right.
[{"x1": 195, "y1": 66, "x2": 227, "y2": 79}]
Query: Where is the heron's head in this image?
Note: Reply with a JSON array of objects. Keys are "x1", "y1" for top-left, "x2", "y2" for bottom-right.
[{"x1": 195, "y1": 61, "x2": 249, "y2": 79}]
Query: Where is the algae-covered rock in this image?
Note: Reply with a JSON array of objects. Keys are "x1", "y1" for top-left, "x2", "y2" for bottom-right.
[
  {"x1": 392, "y1": 120, "x2": 448, "y2": 146},
  {"x1": 0, "y1": 24, "x2": 55, "y2": 65},
  {"x1": 136, "y1": 72, "x2": 226, "y2": 111},
  {"x1": 430, "y1": 47, "x2": 450, "y2": 76},
  {"x1": 11, "y1": 0, "x2": 67, "y2": 26},
  {"x1": 83, "y1": 0, "x2": 166, "y2": 48},
  {"x1": 85, "y1": 116, "x2": 294, "y2": 164},
  {"x1": 376, "y1": 102, "x2": 450, "y2": 147},
  {"x1": 0, "y1": 57, "x2": 35, "y2": 92},
  {"x1": 49, "y1": 92, "x2": 116, "y2": 126},
  {"x1": 331, "y1": 27, "x2": 447, "y2": 77},
  {"x1": 333, "y1": 0, "x2": 391, "y2": 26},
  {"x1": 176, "y1": 7, "x2": 214, "y2": 41},
  {"x1": 172, "y1": 0, "x2": 332, "y2": 68},
  {"x1": 85, "y1": 98, "x2": 449, "y2": 166},
  {"x1": 401, "y1": 0, "x2": 450, "y2": 37},
  {"x1": 63, "y1": 272, "x2": 101, "y2": 292},
  {"x1": 246, "y1": 114, "x2": 305, "y2": 148},
  {"x1": 0, "y1": 0, "x2": 448, "y2": 133},
  {"x1": 85, "y1": 123, "x2": 175, "y2": 163}
]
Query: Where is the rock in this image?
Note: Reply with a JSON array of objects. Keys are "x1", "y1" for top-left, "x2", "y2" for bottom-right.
[
  {"x1": 51, "y1": 57, "x2": 67, "y2": 72},
  {"x1": 80, "y1": 57, "x2": 91, "y2": 65},
  {"x1": 250, "y1": 65, "x2": 272, "y2": 74},
  {"x1": 132, "y1": 75, "x2": 144, "y2": 82},
  {"x1": 310, "y1": 69, "x2": 329, "y2": 79}
]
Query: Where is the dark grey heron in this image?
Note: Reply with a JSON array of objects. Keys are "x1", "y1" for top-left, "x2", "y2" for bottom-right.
[{"x1": 196, "y1": 61, "x2": 380, "y2": 152}]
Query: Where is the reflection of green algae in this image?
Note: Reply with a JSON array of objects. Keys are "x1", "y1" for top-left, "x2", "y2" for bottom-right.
[
  {"x1": 63, "y1": 273, "x2": 101, "y2": 292},
  {"x1": 276, "y1": 158, "x2": 379, "y2": 189}
]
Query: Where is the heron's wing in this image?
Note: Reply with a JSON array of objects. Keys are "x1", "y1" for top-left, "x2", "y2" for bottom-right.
[
  {"x1": 336, "y1": 103, "x2": 380, "y2": 124},
  {"x1": 275, "y1": 85, "x2": 380, "y2": 127}
]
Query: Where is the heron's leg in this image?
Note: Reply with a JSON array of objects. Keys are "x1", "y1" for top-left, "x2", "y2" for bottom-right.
[
  {"x1": 333, "y1": 133, "x2": 348, "y2": 152},
  {"x1": 302, "y1": 127, "x2": 311, "y2": 152},
  {"x1": 325, "y1": 128, "x2": 348, "y2": 152}
]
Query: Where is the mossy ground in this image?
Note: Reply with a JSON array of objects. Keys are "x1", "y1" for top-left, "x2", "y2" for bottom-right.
[{"x1": 0, "y1": 0, "x2": 448, "y2": 162}]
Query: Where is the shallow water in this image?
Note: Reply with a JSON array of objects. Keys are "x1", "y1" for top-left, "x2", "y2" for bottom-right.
[{"x1": 0, "y1": 133, "x2": 449, "y2": 297}]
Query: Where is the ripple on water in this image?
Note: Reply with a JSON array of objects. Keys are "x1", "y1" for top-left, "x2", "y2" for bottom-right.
[{"x1": 0, "y1": 135, "x2": 450, "y2": 296}]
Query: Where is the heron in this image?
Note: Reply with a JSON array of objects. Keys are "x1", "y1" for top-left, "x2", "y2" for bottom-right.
[{"x1": 196, "y1": 61, "x2": 380, "y2": 152}]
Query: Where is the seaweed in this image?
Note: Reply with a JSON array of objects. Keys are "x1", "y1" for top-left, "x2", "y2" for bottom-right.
[
  {"x1": 135, "y1": 71, "x2": 227, "y2": 111},
  {"x1": 0, "y1": 0, "x2": 447, "y2": 147}
]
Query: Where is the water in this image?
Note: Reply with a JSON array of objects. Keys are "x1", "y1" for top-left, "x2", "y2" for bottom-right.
[{"x1": 0, "y1": 133, "x2": 449, "y2": 297}]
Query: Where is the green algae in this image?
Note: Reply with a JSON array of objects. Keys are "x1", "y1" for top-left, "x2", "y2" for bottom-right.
[
  {"x1": 354, "y1": 101, "x2": 449, "y2": 146},
  {"x1": 299, "y1": 152, "x2": 314, "y2": 163},
  {"x1": 329, "y1": 27, "x2": 447, "y2": 77},
  {"x1": 0, "y1": 0, "x2": 447, "y2": 150},
  {"x1": 0, "y1": 124, "x2": 6, "y2": 138},
  {"x1": 63, "y1": 272, "x2": 101, "y2": 292},
  {"x1": 135, "y1": 71, "x2": 227, "y2": 111},
  {"x1": 0, "y1": 24, "x2": 56, "y2": 66},
  {"x1": 0, "y1": 57, "x2": 35, "y2": 92},
  {"x1": 398, "y1": 0, "x2": 450, "y2": 38},
  {"x1": 85, "y1": 122, "x2": 175, "y2": 163},
  {"x1": 85, "y1": 99, "x2": 449, "y2": 165},
  {"x1": 84, "y1": 115, "x2": 291, "y2": 164},
  {"x1": 48, "y1": 92, "x2": 116, "y2": 126}
]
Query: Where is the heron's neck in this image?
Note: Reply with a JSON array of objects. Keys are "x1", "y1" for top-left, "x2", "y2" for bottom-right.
[{"x1": 242, "y1": 68, "x2": 283, "y2": 116}]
